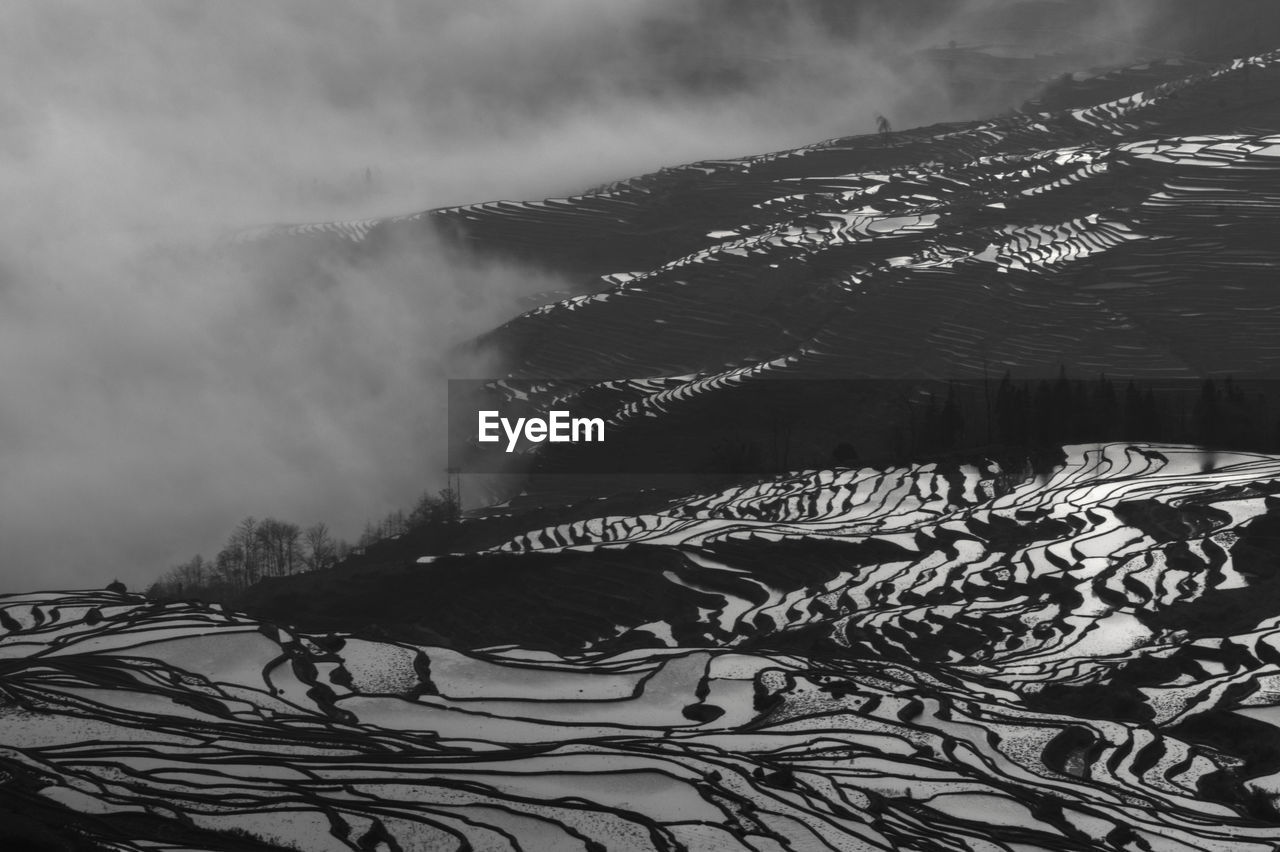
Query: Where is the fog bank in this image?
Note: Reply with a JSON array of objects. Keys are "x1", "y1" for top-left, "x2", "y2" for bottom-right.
[{"x1": 0, "y1": 0, "x2": 1172, "y2": 591}]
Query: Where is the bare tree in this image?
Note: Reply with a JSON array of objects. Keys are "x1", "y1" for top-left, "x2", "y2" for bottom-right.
[
  {"x1": 383, "y1": 509, "x2": 407, "y2": 537},
  {"x1": 230, "y1": 516, "x2": 258, "y2": 590},
  {"x1": 358, "y1": 519, "x2": 380, "y2": 550},
  {"x1": 214, "y1": 546, "x2": 238, "y2": 591},
  {"x1": 254, "y1": 518, "x2": 302, "y2": 577},
  {"x1": 279, "y1": 520, "x2": 301, "y2": 575},
  {"x1": 303, "y1": 522, "x2": 336, "y2": 572},
  {"x1": 407, "y1": 487, "x2": 461, "y2": 530}
]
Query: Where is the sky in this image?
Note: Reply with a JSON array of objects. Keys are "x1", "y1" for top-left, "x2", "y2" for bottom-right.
[{"x1": 0, "y1": 0, "x2": 1187, "y2": 592}]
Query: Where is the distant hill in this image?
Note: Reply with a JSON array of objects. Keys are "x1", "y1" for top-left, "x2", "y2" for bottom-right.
[{"x1": 240, "y1": 46, "x2": 1280, "y2": 487}]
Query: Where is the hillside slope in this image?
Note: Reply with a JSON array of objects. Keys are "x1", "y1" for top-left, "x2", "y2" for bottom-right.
[
  {"x1": 11, "y1": 444, "x2": 1280, "y2": 849},
  {"x1": 15, "y1": 39, "x2": 1280, "y2": 852},
  {"x1": 248, "y1": 48, "x2": 1280, "y2": 385},
  {"x1": 234, "y1": 48, "x2": 1280, "y2": 483}
]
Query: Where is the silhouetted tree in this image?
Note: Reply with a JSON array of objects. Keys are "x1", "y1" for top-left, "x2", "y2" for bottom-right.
[
  {"x1": 255, "y1": 518, "x2": 301, "y2": 577},
  {"x1": 1032, "y1": 379, "x2": 1056, "y2": 446},
  {"x1": 939, "y1": 384, "x2": 965, "y2": 450},
  {"x1": 227, "y1": 516, "x2": 259, "y2": 591},
  {"x1": 406, "y1": 488, "x2": 461, "y2": 530},
  {"x1": 384, "y1": 509, "x2": 408, "y2": 537},
  {"x1": 1121, "y1": 381, "x2": 1141, "y2": 439},
  {"x1": 1092, "y1": 373, "x2": 1119, "y2": 441},
  {"x1": 920, "y1": 393, "x2": 941, "y2": 454},
  {"x1": 995, "y1": 371, "x2": 1025, "y2": 445},
  {"x1": 1193, "y1": 378, "x2": 1222, "y2": 447},
  {"x1": 832, "y1": 442, "x2": 859, "y2": 465},
  {"x1": 358, "y1": 519, "x2": 380, "y2": 550},
  {"x1": 303, "y1": 522, "x2": 337, "y2": 572}
]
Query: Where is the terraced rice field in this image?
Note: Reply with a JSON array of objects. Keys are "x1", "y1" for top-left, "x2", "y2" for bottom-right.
[
  {"x1": 13, "y1": 41, "x2": 1280, "y2": 852},
  {"x1": 8, "y1": 444, "x2": 1280, "y2": 849},
  {"x1": 245, "y1": 51, "x2": 1280, "y2": 387},
  {"x1": 233, "y1": 49, "x2": 1280, "y2": 487}
]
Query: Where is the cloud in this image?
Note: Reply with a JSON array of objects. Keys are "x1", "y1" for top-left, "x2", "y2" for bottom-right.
[{"x1": 0, "y1": 0, "x2": 1170, "y2": 592}]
